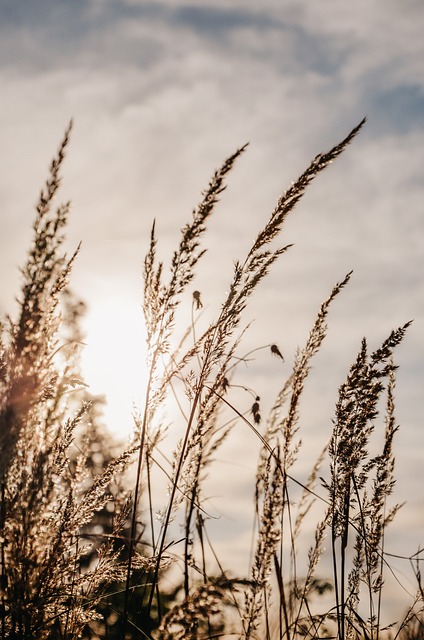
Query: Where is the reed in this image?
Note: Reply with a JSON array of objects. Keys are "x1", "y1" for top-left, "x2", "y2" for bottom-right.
[{"x1": 0, "y1": 119, "x2": 422, "y2": 639}]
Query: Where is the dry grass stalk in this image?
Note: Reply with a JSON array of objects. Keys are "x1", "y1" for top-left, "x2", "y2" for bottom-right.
[
  {"x1": 0, "y1": 127, "x2": 137, "y2": 638},
  {"x1": 1, "y1": 118, "x2": 422, "y2": 640}
]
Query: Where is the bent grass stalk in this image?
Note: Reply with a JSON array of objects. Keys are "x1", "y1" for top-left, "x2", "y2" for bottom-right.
[{"x1": 1, "y1": 118, "x2": 422, "y2": 639}]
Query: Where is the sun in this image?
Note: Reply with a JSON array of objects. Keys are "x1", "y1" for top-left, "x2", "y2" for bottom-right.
[{"x1": 80, "y1": 294, "x2": 149, "y2": 438}]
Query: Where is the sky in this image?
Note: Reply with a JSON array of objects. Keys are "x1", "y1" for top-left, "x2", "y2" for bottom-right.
[{"x1": 1, "y1": 0, "x2": 423, "y2": 620}]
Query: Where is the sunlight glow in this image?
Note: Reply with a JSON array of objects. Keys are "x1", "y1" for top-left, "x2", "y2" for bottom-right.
[{"x1": 80, "y1": 294, "x2": 148, "y2": 438}]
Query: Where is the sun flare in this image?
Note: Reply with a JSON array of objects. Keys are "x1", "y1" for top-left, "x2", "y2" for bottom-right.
[{"x1": 80, "y1": 294, "x2": 148, "y2": 438}]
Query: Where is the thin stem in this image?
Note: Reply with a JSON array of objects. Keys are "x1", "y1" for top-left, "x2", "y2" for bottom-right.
[
  {"x1": 332, "y1": 525, "x2": 342, "y2": 640},
  {"x1": 274, "y1": 553, "x2": 290, "y2": 640},
  {"x1": 146, "y1": 379, "x2": 203, "y2": 618},
  {"x1": 340, "y1": 481, "x2": 351, "y2": 640},
  {"x1": 121, "y1": 366, "x2": 154, "y2": 639},
  {"x1": 184, "y1": 477, "x2": 198, "y2": 597},
  {"x1": 352, "y1": 474, "x2": 375, "y2": 638}
]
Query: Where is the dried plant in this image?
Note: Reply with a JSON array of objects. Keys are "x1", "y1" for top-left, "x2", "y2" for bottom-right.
[
  {"x1": 0, "y1": 127, "x2": 137, "y2": 639},
  {"x1": 1, "y1": 118, "x2": 422, "y2": 640}
]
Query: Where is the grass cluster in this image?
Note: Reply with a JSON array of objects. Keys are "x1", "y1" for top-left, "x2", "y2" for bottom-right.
[{"x1": 0, "y1": 120, "x2": 422, "y2": 639}]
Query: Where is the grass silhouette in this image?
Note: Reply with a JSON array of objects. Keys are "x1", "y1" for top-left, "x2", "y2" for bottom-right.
[{"x1": 0, "y1": 120, "x2": 422, "y2": 639}]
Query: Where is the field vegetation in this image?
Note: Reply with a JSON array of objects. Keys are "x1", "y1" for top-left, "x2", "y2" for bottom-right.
[{"x1": 0, "y1": 120, "x2": 422, "y2": 639}]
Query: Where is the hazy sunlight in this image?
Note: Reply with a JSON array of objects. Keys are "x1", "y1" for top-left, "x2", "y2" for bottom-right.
[{"x1": 81, "y1": 294, "x2": 148, "y2": 438}]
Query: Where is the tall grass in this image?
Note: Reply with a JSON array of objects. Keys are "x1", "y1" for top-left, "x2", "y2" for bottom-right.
[{"x1": 0, "y1": 119, "x2": 423, "y2": 639}]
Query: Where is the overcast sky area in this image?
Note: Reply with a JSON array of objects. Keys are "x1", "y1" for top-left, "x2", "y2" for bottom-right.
[{"x1": 1, "y1": 0, "x2": 423, "y2": 619}]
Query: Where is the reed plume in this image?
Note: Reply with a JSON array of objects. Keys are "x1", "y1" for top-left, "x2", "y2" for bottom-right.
[{"x1": 1, "y1": 118, "x2": 422, "y2": 640}]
